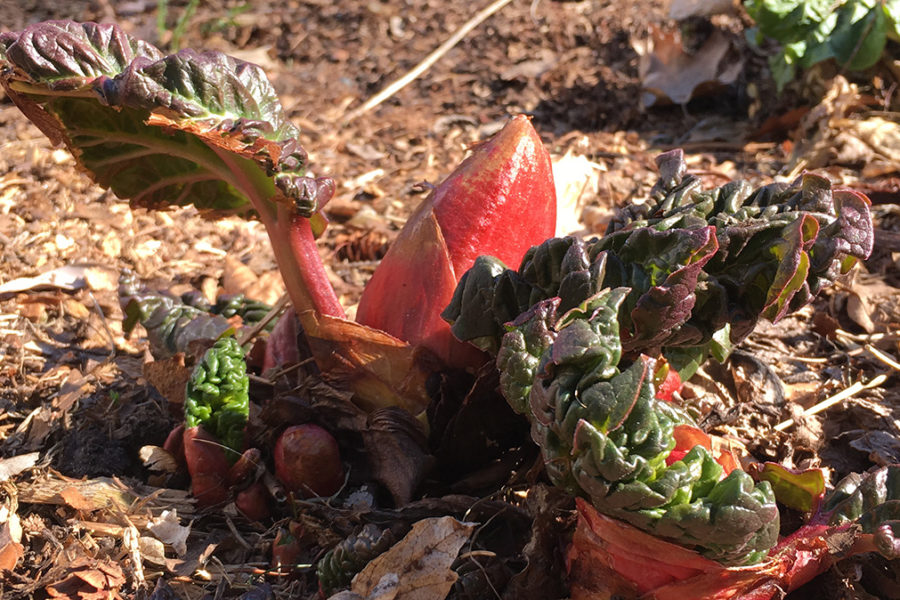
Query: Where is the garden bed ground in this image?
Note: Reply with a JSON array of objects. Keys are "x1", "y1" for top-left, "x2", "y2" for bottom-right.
[{"x1": 1, "y1": 1, "x2": 899, "y2": 599}]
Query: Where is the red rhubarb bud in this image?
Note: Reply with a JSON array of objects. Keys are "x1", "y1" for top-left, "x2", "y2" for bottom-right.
[
  {"x1": 183, "y1": 425, "x2": 231, "y2": 507},
  {"x1": 356, "y1": 115, "x2": 556, "y2": 369},
  {"x1": 274, "y1": 424, "x2": 344, "y2": 498},
  {"x1": 163, "y1": 423, "x2": 186, "y2": 467},
  {"x1": 234, "y1": 480, "x2": 271, "y2": 521},
  {"x1": 271, "y1": 521, "x2": 306, "y2": 574}
]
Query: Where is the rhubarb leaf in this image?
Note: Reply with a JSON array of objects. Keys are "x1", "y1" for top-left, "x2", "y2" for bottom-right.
[
  {"x1": 446, "y1": 149, "x2": 873, "y2": 367},
  {"x1": 757, "y1": 462, "x2": 826, "y2": 512},
  {"x1": 447, "y1": 148, "x2": 872, "y2": 566},
  {"x1": 515, "y1": 293, "x2": 778, "y2": 564},
  {"x1": 0, "y1": 20, "x2": 344, "y2": 320},
  {"x1": 119, "y1": 275, "x2": 232, "y2": 358},
  {"x1": 0, "y1": 21, "x2": 327, "y2": 218}
]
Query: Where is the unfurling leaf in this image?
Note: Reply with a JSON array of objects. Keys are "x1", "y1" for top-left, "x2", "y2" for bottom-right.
[
  {"x1": 357, "y1": 116, "x2": 556, "y2": 369},
  {"x1": 756, "y1": 462, "x2": 826, "y2": 512},
  {"x1": 184, "y1": 336, "x2": 249, "y2": 456}
]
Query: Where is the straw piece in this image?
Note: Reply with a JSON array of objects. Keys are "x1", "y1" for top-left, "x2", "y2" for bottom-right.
[
  {"x1": 773, "y1": 373, "x2": 888, "y2": 432},
  {"x1": 343, "y1": 0, "x2": 514, "y2": 123}
]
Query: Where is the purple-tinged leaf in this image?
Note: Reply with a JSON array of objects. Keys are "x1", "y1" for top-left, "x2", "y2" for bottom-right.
[
  {"x1": 761, "y1": 213, "x2": 818, "y2": 321},
  {"x1": 0, "y1": 20, "x2": 343, "y2": 320}
]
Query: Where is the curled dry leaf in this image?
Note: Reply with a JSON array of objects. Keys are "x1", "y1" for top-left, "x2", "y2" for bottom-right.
[
  {"x1": 634, "y1": 28, "x2": 743, "y2": 106},
  {"x1": 552, "y1": 149, "x2": 605, "y2": 236},
  {"x1": 362, "y1": 407, "x2": 434, "y2": 506},
  {"x1": 147, "y1": 510, "x2": 191, "y2": 557},
  {"x1": 139, "y1": 445, "x2": 180, "y2": 475},
  {"x1": 351, "y1": 516, "x2": 475, "y2": 600},
  {"x1": 0, "y1": 264, "x2": 118, "y2": 297},
  {"x1": 0, "y1": 515, "x2": 24, "y2": 571},
  {"x1": 45, "y1": 558, "x2": 127, "y2": 600},
  {"x1": 138, "y1": 536, "x2": 169, "y2": 567},
  {"x1": 787, "y1": 76, "x2": 900, "y2": 177}
]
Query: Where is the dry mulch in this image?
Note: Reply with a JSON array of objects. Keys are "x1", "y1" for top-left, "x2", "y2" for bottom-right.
[{"x1": 1, "y1": 1, "x2": 899, "y2": 598}]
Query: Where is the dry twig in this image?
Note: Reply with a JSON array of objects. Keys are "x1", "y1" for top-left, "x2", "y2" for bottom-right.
[
  {"x1": 773, "y1": 373, "x2": 889, "y2": 432},
  {"x1": 343, "y1": 0, "x2": 514, "y2": 123}
]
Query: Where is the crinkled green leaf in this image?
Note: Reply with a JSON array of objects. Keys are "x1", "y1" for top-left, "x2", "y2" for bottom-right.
[
  {"x1": 821, "y1": 464, "x2": 900, "y2": 525},
  {"x1": 811, "y1": 465, "x2": 900, "y2": 560},
  {"x1": 515, "y1": 294, "x2": 777, "y2": 564},
  {"x1": 118, "y1": 274, "x2": 259, "y2": 358},
  {"x1": 760, "y1": 213, "x2": 817, "y2": 321},
  {"x1": 121, "y1": 291, "x2": 232, "y2": 359},
  {"x1": 446, "y1": 148, "x2": 872, "y2": 566},
  {"x1": 443, "y1": 255, "x2": 510, "y2": 354},
  {"x1": 184, "y1": 335, "x2": 249, "y2": 457},
  {"x1": 1, "y1": 19, "x2": 344, "y2": 322},
  {"x1": 529, "y1": 345, "x2": 778, "y2": 564},
  {"x1": 0, "y1": 20, "x2": 330, "y2": 219},
  {"x1": 497, "y1": 298, "x2": 560, "y2": 414}
]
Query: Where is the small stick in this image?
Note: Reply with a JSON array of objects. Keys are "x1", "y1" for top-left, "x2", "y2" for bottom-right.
[
  {"x1": 865, "y1": 344, "x2": 900, "y2": 372},
  {"x1": 773, "y1": 373, "x2": 889, "y2": 432},
  {"x1": 343, "y1": 0, "x2": 514, "y2": 123}
]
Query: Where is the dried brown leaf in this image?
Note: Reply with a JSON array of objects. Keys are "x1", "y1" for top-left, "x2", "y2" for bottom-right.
[
  {"x1": 139, "y1": 445, "x2": 179, "y2": 474},
  {"x1": 362, "y1": 407, "x2": 434, "y2": 505},
  {"x1": 147, "y1": 510, "x2": 191, "y2": 556},
  {"x1": 45, "y1": 558, "x2": 126, "y2": 600},
  {"x1": 0, "y1": 452, "x2": 40, "y2": 482},
  {"x1": 0, "y1": 264, "x2": 117, "y2": 296},
  {"x1": 847, "y1": 289, "x2": 876, "y2": 333},
  {"x1": 0, "y1": 520, "x2": 24, "y2": 571},
  {"x1": 351, "y1": 516, "x2": 474, "y2": 600},
  {"x1": 635, "y1": 28, "x2": 743, "y2": 106},
  {"x1": 142, "y1": 354, "x2": 191, "y2": 406},
  {"x1": 848, "y1": 430, "x2": 900, "y2": 466},
  {"x1": 223, "y1": 255, "x2": 260, "y2": 297},
  {"x1": 245, "y1": 270, "x2": 286, "y2": 306},
  {"x1": 138, "y1": 536, "x2": 168, "y2": 566}
]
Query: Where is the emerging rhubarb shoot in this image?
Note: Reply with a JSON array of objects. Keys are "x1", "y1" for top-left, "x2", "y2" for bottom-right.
[
  {"x1": 0, "y1": 20, "x2": 343, "y2": 320},
  {"x1": 357, "y1": 115, "x2": 556, "y2": 369}
]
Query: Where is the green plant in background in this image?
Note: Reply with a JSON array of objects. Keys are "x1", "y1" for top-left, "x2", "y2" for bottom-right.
[
  {"x1": 744, "y1": 0, "x2": 900, "y2": 90},
  {"x1": 157, "y1": 0, "x2": 201, "y2": 50},
  {"x1": 203, "y1": 3, "x2": 253, "y2": 36}
]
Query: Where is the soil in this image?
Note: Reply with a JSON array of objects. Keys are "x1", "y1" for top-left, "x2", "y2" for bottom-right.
[{"x1": 0, "y1": 1, "x2": 899, "y2": 599}]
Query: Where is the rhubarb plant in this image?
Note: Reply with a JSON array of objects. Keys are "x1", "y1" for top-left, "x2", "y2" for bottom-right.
[
  {"x1": 0, "y1": 20, "x2": 556, "y2": 416},
  {"x1": 4, "y1": 18, "x2": 894, "y2": 596},
  {"x1": 569, "y1": 465, "x2": 900, "y2": 598},
  {"x1": 445, "y1": 149, "x2": 876, "y2": 567}
]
